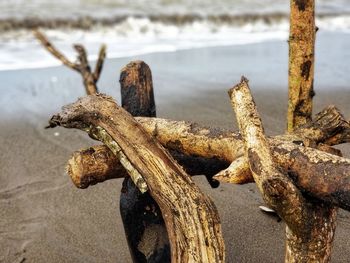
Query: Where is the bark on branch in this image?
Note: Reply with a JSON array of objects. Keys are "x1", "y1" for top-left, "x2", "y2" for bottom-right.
[
  {"x1": 287, "y1": 0, "x2": 316, "y2": 131},
  {"x1": 48, "y1": 94, "x2": 225, "y2": 263},
  {"x1": 229, "y1": 77, "x2": 336, "y2": 262},
  {"x1": 64, "y1": 108, "x2": 350, "y2": 210},
  {"x1": 67, "y1": 144, "x2": 225, "y2": 189},
  {"x1": 33, "y1": 29, "x2": 106, "y2": 95},
  {"x1": 119, "y1": 60, "x2": 168, "y2": 263}
]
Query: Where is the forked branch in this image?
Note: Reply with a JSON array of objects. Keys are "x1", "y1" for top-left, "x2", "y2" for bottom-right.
[
  {"x1": 33, "y1": 29, "x2": 106, "y2": 95},
  {"x1": 64, "y1": 112, "x2": 350, "y2": 211}
]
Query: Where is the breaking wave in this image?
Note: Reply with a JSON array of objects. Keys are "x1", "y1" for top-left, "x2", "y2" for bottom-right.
[{"x1": 1, "y1": 12, "x2": 350, "y2": 71}]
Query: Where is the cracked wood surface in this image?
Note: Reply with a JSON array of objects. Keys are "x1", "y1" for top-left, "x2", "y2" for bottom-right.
[
  {"x1": 230, "y1": 77, "x2": 336, "y2": 263},
  {"x1": 48, "y1": 94, "x2": 225, "y2": 263},
  {"x1": 66, "y1": 110, "x2": 350, "y2": 210}
]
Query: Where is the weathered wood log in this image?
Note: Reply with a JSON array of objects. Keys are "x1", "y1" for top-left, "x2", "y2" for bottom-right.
[
  {"x1": 229, "y1": 77, "x2": 336, "y2": 262},
  {"x1": 287, "y1": 0, "x2": 316, "y2": 132},
  {"x1": 119, "y1": 60, "x2": 170, "y2": 263},
  {"x1": 33, "y1": 29, "x2": 106, "y2": 95},
  {"x1": 48, "y1": 94, "x2": 226, "y2": 263},
  {"x1": 66, "y1": 145, "x2": 225, "y2": 188},
  {"x1": 63, "y1": 108, "x2": 350, "y2": 210},
  {"x1": 66, "y1": 145, "x2": 126, "y2": 188},
  {"x1": 66, "y1": 105, "x2": 349, "y2": 187},
  {"x1": 120, "y1": 61, "x2": 156, "y2": 117}
]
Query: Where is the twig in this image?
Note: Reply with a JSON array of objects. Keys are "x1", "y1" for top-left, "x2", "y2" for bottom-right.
[{"x1": 33, "y1": 29, "x2": 79, "y2": 71}]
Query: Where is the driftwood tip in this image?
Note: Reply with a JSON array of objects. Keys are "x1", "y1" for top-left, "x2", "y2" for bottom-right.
[
  {"x1": 228, "y1": 76, "x2": 250, "y2": 97},
  {"x1": 46, "y1": 115, "x2": 62, "y2": 129}
]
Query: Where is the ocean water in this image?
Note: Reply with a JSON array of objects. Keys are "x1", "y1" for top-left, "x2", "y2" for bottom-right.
[{"x1": 0, "y1": 0, "x2": 350, "y2": 71}]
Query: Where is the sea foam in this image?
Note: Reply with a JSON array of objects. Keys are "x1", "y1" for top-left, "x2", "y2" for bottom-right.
[{"x1": 0, "y1": 13, "x2": 349, "y2": 71}]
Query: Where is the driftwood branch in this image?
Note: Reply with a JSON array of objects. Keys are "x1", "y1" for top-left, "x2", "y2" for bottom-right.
[
  {"x1": 213, "y1": 156, "x2": 252, "y2": 184},
  {"x1": 33, "y1": 29, "x2": 106, "y2": 95},
  {"x1": 66, "y1": 145, "x2": 127, "y2": 188},
  {"x1": 230, "y1": 77, "x2": 336, "y2": 262},
  {"x1": 48, "y1": 94, "x2": 225, "y2": 263},
  {"x1": 64, "y1": 109, "x2": 350, "y2": 210},
  {"x1": 33, "y1": 29, "x2": 79, "y2": 71},
  {"x1": 67, "y1": 145, "x2": 225, "y2": 188},
  {"x1": 287, "y1": 0, "x2": 316, "y2": 131}
]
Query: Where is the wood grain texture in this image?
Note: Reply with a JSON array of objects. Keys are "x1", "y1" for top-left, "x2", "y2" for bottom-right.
[
  {"x1": 230, "y1": 77, "x2": 336, "y2": 263},
  {"x1": 49, "y1": 94, "x2": 225, "y2": 263}
]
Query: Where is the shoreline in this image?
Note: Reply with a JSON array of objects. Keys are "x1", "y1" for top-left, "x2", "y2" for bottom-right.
[{"x1": 1, "y1": 31, "x2": 349, "y2": 122}]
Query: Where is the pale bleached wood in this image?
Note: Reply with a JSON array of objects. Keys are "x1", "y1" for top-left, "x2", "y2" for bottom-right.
[{"x1": 229, "y1": 77, "x2": 335, "y2": 263}]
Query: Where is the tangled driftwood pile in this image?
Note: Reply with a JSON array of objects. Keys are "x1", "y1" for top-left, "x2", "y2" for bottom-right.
[{"x1": 35, "y1": 1, "x2": 350, "y2": 262}]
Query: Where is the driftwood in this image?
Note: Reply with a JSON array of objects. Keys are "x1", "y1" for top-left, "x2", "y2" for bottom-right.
[
  {"x1": 285, "y1": 1, "x2": 337, "y2": 260},
  {"x1": 48, "y1": 94, "x2": 225, "y2": 263},
  {"x1": 65, "y1": 108, "x2": 350, "y2": 210},
  {"x1": 33, "y1": 29, "x2": 106, "y2": 95},
  {"x1": 67, "y1": 145, "x2": 225, "y2": 188},
  {"x1": 287, "y1": 0, "x2": 316, "y2": 131},
  {"x1": 119, "y1": 60, "x2": 170, "y2": 263},
  {"x1": 120, "y1": 61, "x2": 156, "y2": 117},
  {"x1": 230, "y1": 77, "x2": 337, "y2": 262},
  {"x1": 67, "y1": 145, "x2": 127, "y2": 188}
]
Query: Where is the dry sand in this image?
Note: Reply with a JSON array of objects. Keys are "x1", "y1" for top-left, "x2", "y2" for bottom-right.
[{"x1": 1, "y1": 40, "x2": 350, "y2": 262}]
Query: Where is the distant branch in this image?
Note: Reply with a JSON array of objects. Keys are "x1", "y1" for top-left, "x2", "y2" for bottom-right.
[
  {"x1": 33, "y1": 29, "x2": 79, "y2": 71},
  {"x1": 33, "y1": 29, "x2": 106, "y2": 95},
  {"x1": 93, "y1": 44, "x2": 106, "y2": 82}
]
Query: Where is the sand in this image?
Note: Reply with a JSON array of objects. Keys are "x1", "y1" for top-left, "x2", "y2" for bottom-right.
[{"x1": 1, "y1": 39, "x2": 350, "y2": 262}]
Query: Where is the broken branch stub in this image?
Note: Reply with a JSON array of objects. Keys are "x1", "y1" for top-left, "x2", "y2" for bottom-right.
[
  {"x1": 66, "y1": 145, "x2": 126, "y2": 189},
  {"x1": 120, "y1": 60, "x2": 156, "y2": 117},
  {"x1": 119, "y1": 59, "x2": 170, "y2": 263},
  {"x1": 229, "y1": 77, "x2": 336, "y2": 262},
  {"x1": 67, "y1": 104, "x2": 349, "y2": 181},
  {"x1": 48, "y1": 94, "x2": 225, "y2": 263}
]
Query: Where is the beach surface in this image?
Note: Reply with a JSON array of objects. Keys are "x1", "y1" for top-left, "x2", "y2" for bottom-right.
[{"x1": 1, "y1": 36, "x2": 350, "y2": 262}]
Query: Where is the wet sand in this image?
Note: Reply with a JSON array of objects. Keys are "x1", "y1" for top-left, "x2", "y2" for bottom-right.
[{"x1": 1, "y1": 39, "x2": 350, "y2": 262}]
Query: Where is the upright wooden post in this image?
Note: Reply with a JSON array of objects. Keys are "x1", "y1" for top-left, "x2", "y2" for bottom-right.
[
  {"x1": 287, "y1": 0, "x2": 316, "y2": 132},
  {"x1": 119, "y1": 61, "x2": 170, "y2": 262},
  {"x1": 287, "y1": 2, "x2": 337, "y2": 260}
]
